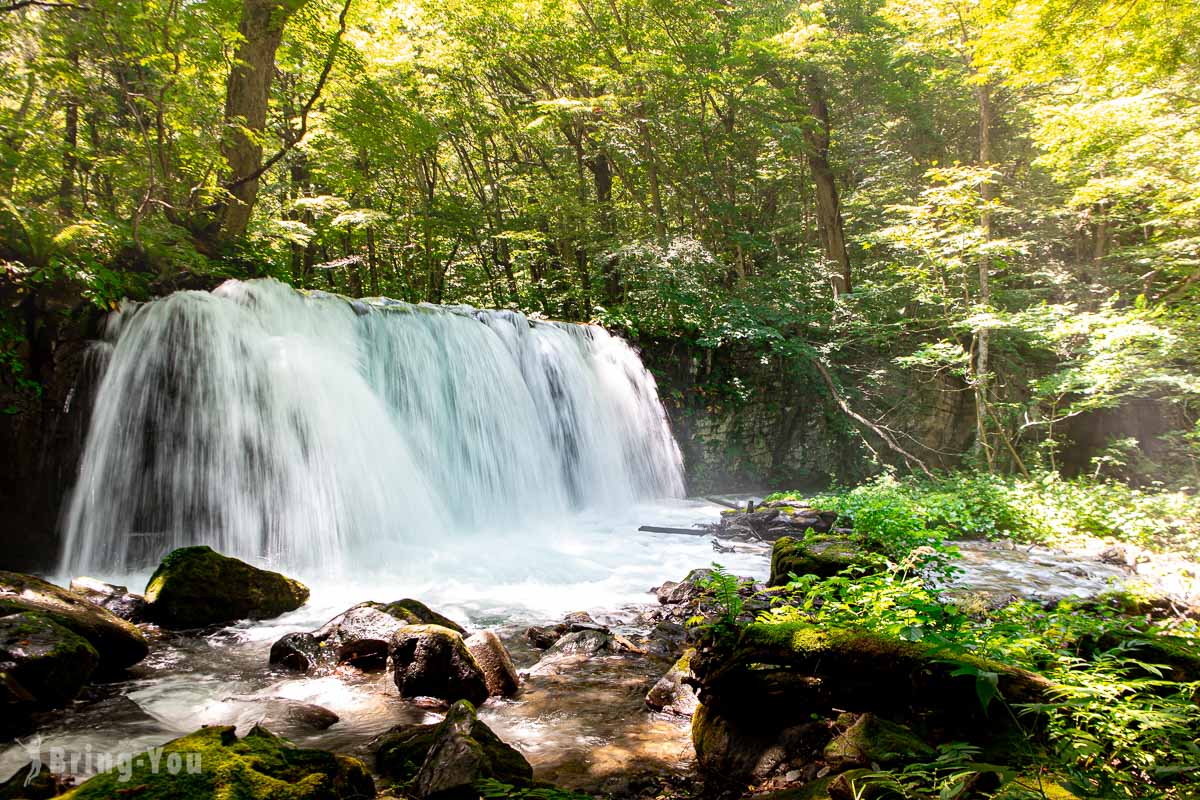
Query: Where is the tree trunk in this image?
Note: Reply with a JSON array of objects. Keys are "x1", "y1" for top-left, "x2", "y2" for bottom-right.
[
  {"x1": 588, "y1": 147, "x2": 621, "y2": 305},
  {"x1": 57, "y1": 97, "x2": 78, "y2": 218},
  {"x1": 208, "y1": 0, "x2": 303, "y2": 247},
  {"x1": 802, "y1": 74, "x2": 851, "y2": 297},
  {"x1": 974, "y1": 80, "x2": 995, "y2": 468}
]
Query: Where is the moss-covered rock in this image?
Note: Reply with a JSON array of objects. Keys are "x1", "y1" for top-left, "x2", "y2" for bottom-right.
[
  {"x1": 379, "y1": 600, "x2": 465, "y2": 634},
  {"x1": 1, "y1": 668, "x2": 38, "y2": 739},
  {"x1": 0, "y1": 571, "x2": 147, "y2": 672},
  {"x1": 823, "y1": 712, "x2": 934, "y2": 766},
  {"x1": 691, "y1": 702, "x2": 825, "y2": 781},
  {"x1": 0, "y1": 611, "x2": 98, "y2": 708},
  {"x1": 769, "y1": 536, "x2": 885, "y2": 586},
  {"x1": 389, "y1": 625, "x2": 489, "y2": 705},
  {"x1": 144, "y1": 546, "x2": 309, "y2": 629},
  {"x1": 0, "y1": 762, "x2": 71, "y2": 799},
  {"x1": 59, "y1": 724, "x2": 374, "y2": 800},
  {"x1": 374, "y1": 723, "x2": 440, "y2": 781}
]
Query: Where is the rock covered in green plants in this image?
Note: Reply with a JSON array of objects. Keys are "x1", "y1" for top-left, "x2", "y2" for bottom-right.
[
  {"x1": 379, "y1": 599, "x2": 465, "y2": 634},
  {"x1": 389, "y1": 624, "x2": 489, "y2": 705},
  {"x1": 143, "y1": 546, "x2": 309, "y2": 628},
  {"x1": 413, "y1": 699, "x2": 533, "y2": 798},
  {"x1": 768, "y1": 536, "x2": 884, "y2": 585},
  {"x1": 646, "y1": 648, "x2": 698, "y2": 716},
  {"x1": 822, "y1": 712, "x2": 934, "y2": 766},
  {"x1": 58, "y1": 724, "x2": 373, "y2": 799},
  {"x1": 373, "y1": 722, "x2": 440, "y2": 781},
  {"x1": 464, "y1": 631, "x2": 520, "y2": 696},
  {"x1": 0, "y1": 611, "x2": 98, "y2": 708},
  {"x1": 0, "y1": 761, "x2": 72, "y2": 799},
  {"x1": 0, "y1": 571, "x2": 148, "y2": 671}
]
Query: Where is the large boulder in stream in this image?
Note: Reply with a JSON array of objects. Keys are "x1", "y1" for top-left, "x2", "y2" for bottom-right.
[
  {"x1": 373, "y1": 700, "x2": 532, "y2": 797},
  {"x1": 143, "y1": 546, "x2": 309, "y2": 629},
  {"x1": 389, "y1": 625, "x2": 489, "y2": 706},
  {"x1": 464, "y1": 631, "x2": 520, "y2": 696},
  {"x1": 0, "y1": 571, "x2": 148, "y2": 672},
  {"x1": 271, "y1": 600, "x2": 471, "y2": 675},
  {"x1": 58, "y1": 724, "x2": 374, "y2": 800},
  {"x1": 0, "y1": 611, "x2": 98, "y2": 709},
  {"x1": 769, "y1": 536, "x2": 885, "y2": 586},
  {"x1": 688, "y1": 621, "x2": 1053, "y2": 781}
]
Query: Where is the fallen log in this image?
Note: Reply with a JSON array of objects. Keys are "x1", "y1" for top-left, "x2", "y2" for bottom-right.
[
  {"x1": 704, "y1": 496, "x2": 742, "y2": 510},
  {"x1": 638, "y1": 525, "x2": 709, "y2": 536}
]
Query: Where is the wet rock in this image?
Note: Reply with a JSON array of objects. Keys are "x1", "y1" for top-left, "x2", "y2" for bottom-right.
[
  {"x1": 270, "y1": 600, "x2": 455, "y2": 675},
  {"x1": 0, "y1": 669, "x2": 37, "y2": 739},
  {"x1": 646, "y1": 648, "x2": 698, "y2": 717},
  {"x1": 823, "y1": 713, "x2": 934, "y2": 767},
  {"x1": 61, "y1": 724, "x2": 374, "y2": 799},
  {"x1": 656, "y1": 568, "x2": 715, "y2": 606},
  {"x1": 562, "y1": 610, "x2": 605, "y2": 632},
  {"x1": 0, "y1": 571, "x2": 148, "y2": 672},
  {"x1": 524, "y1": 625, "x2": 563, "y2": 649},
  {"x1": 769, "y1": 536, "x2": 884, "y2": 585},
  {"x1": 413, "y1": 700, "x2": 533, "y2": 799},
  {"x1": 541, "y1": 628, "x2": 615, "y2": 659},
  {"x1": 254, "y1": 698, "x2": 340, "y2": 731},
  {"x1": 68, "y1": 577, "x2": 147, "y2": 623},
  {"x1": 378, "y1": 599, "x2": 466, "y2": 634},
  {"x1": 143, "y1": 546, "x2": 309, "y2": 629},
  {"x1": 390, "y1": 625, "x2": 489, "y2": 706},
  {"x1": 0, "y1": 611, "x2": 98, "y2": 708},
  {"x1": 465, "y1": 631, "x2": 520, "y2": 697},
  {"x1": 646, "y1": 619, "x2": 688, "y2": 657},
  {"x1": 374, "y1": 722, "x2": 440, "y2": 781}
]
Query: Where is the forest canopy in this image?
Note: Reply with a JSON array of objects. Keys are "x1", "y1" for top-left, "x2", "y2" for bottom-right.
[{"x1": 2, "y1": 0, "x2": 1198, "y2": 481}]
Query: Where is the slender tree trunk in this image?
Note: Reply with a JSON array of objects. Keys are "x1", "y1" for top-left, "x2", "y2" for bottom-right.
[
  {"x1": 57, "y1": 98, "x2": 78, "y2": 218},
  {"x1": 207, "y1": 0, "x2": 304, "y2": 247},
  {"x1": 802, "y1": 74, "x2": 851, "y2": 297},
  {"x1": 974, "y1": 80, "x2": 995, "y2": 469},
  {"x1": 588, "y1": 148, "x2": 621, "y2": 304}
]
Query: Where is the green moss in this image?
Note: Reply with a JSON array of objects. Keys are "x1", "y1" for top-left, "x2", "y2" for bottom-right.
[
  {"x1": 769, "y1": 536, "x2": 884, "y2": 586},
  {"x1": 144, "y1": 546, "x2": 309, "y2": 628},
  {"x1": 374, "y1": 724, "x2": 439, "y2": 782},
  {"x1": 61, "y1": 725, "x2": 374, "y2": 800},
  {"x1": 377, "y1": 599, "x2": 465, "y2": 634},
  {"x1": 0, "y1": 611, "x2": 99, "y2": 707}
]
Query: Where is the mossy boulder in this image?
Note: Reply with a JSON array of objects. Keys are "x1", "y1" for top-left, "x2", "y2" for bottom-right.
[
  {"x1": 389, "y1": 625, "x2": 489, "y2": 705},
  {"x1": 144, "y1": 546, "x2": 309, "y2": 629},
  {"x1": 58, "y1": 724, "x2": 374, "y2": 799},
  {"x1": 691, "y1": 702, "x2": 825, "y2": 781},
  {"x1": 379, "y1": 599, "x2": 465, "y2": 634},
  {"x1": 0, "y1": 611, "x2": 98, "y2": 708},
  {"x1": 1, "y1": 668, "x2": 38, "y2": 739},
  {"x1": 413, "y1": 700, "x2": 533, "y2": 798},
  {"x1": 374, "y1": 723, "x2": 441, "y2": 782},
  {"x1": 823, "y1": 712, "x2": 934, "y2": 766},
  {"x1": 0, "y1": 571, "x2": 147, "y2": 672},
  {"x1": 769, "y1": 536, "x2": 884, "y2": 586}
]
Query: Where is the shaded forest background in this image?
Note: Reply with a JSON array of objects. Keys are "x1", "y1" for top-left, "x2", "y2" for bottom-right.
[{"x1": 2, "y1": 0, "x2": 1199, "y2": 485}]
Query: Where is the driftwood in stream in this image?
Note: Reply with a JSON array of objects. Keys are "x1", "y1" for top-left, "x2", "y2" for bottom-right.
[
  {"x1": 704, "y1": 497, "x2": 742, "y2": 510},
  {"x1": 638, "y1": 525, "x2": 709, "y2": 537}
]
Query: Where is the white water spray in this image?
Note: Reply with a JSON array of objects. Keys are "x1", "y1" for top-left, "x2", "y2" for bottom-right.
[{"x1": 59, "y1": 279, "x2": 684, "y2": 576}]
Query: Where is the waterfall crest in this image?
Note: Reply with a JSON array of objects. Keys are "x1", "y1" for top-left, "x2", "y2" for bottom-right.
[{"x1": 59, "y1": 279, "x2": 684, "y2": 576}]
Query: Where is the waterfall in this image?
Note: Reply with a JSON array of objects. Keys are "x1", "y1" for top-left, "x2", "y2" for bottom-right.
[{"x1": 59, "y1": 278, "x2": 684, "y2": 577}]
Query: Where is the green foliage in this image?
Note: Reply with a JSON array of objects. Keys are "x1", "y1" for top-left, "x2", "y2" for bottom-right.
[
  {"x1": 701, "y1": 562, "x2": 746, "y2": 630},
  {"x1": 475, "y1": 778, "x2": 594, "y2": 800}
]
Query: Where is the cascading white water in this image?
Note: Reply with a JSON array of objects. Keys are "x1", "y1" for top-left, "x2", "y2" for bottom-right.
[{"x1": 59, "y1": 278, "x2": 685, "y2": 577}]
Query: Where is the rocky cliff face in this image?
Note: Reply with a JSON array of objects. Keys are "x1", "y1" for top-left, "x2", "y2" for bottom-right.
[
  {"x1": 0, "y1": 306, "x2": 103, "y2": 572},
  {"x1": 637, "y1": 338, "x2": 976, "y2": 495}
]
